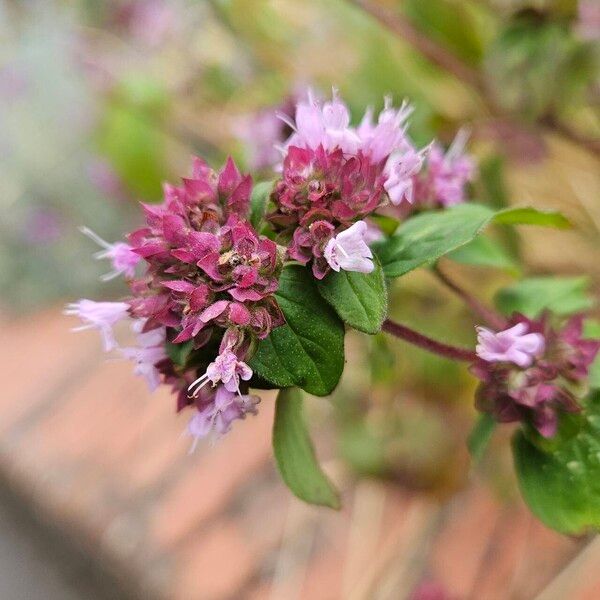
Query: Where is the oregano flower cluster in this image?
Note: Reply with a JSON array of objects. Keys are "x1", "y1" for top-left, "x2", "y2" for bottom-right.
[
  {"x1": 65, "y1": 89, "x2": 600, "y2": 524},
  {"x1": 473, "y1": 315, "x2": 600, "y2": 438}
]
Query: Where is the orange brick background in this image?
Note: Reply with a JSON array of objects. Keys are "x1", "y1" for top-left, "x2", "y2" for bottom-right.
[{"x1": 1, "y1": 308, "x2": 599, "y2": 599}]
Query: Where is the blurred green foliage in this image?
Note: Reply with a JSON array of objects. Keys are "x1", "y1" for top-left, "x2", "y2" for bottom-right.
[{"x1": 1, "y1": 0, "x2": 598, "y2": 495}]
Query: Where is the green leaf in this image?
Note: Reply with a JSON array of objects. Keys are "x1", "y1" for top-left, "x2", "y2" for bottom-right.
[
  {"x1": 316, "y1": 259, "x2": 387, "y2": 334},
  {"x1": 373, "y1": 204, "x2": 566, "y2": 279},
  {"x1": 370, "y1": 214, "x2": 400, "y2": 236},
  {"x1": 512, "y1": 392, "x2": 600, "y2": 535},
  {"x1": 448, "y1": 234, "x2": 520, "y2": 274},
  {"x1": 273, "y1": 387, "x2": 341, "y2": 509},
  {"x1": 249, "y1": 180, "x2": 273, "y2": 229},
  {"x1": 373, "y1": 204, "x2": 494, "y2": 278},
  {"x1": 249, "y1": 265, "x2": 345, "y2": 396},
  {"x1": 493, "y1": 207, "x2": 571, "y2": 229},
  {"x1": 584, "y1": 320, "x2": 600, "y2": 389},
  {"x1": 495, "y1": 276, "x2": 595, "y2": 318},
  {"x1": 96, "y1": 76, "x2": 169, "y2": 201},
  {"x1": 166, "y1": 340, "x2": 194, "y2": 367},
  {"x1": 467, "y1": 414, "x2": 496, "y2": 463}
]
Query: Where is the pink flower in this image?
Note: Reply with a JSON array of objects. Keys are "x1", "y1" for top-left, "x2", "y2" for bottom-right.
[
  {"x1": 86, "y1": 159, "x2": 128, "y2": 200},
  {"x1": 473, "y1": 313, "x2": 600, "y2": 438},
  {"x1": 408, "y1": 130, "x2": 476, "y2": 210},
  {"x1": 64, "y1": 299, "x2": 130, "y2": 351},
  {"x1": 187, "y1": 349, "x2": 253, "y2": 397},
  {"x1": 576, "y1": 0, "x2": 600, "y2": 41},
  {"x1": 115, "y1": 0, "x2": 177, "y2": 47},
  {"x1": 23, "y1": 207, "x2": 63, "y2": 245},
  {"x1": 476, "y1": 322, "x2": 545, "y2": 368},
  {"x1": 324, "y1": 221, "x2": 374, "y2": 274},
  {"x1": 270, "y1": 90, "x2": 427, "y2": 278},
  {"x1": 558, "y1": 315, "x2": 600, "y2": 381},
  {"x1": 80, "y1": 226, "x2": 141, "y2": 280},
  {"x1": 284, "y1": 89, "x2": 360, "y2": 155},
  {"x1": 384, "y1": 146, "x2": 428, "y2": 205},
  {"x1": 187, "y1": 385, "x2": 260, "y2": 447},
  {"x1": 119, "y1": 319, "x2": 167, "y2": 392},
  {"x1": 236, "y1": 109, "x2": 286, "y2": 170},
  {"x1": 424, "y1": 130, "x2": 476, "y2": 207},
  {"x1": 357, "y1": 98, "x2": 413, "y2": 163}
]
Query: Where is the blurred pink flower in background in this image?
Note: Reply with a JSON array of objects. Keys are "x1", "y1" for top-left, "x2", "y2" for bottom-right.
[
  {"x1": 576, "y1": 0, "x2": 600, "y2": 41},
  {"x1": 86, "y1": 159, "x2": 130, "y2": 201},
  {"x1": 22, "y1": 207, "x2": 64, "y2": 245},
  {"x1": 116, "y1": 0, "x2": 178, "y2": 47},
  {"x1": 0, "y1": 65, "x2": 29, "y2": 102}
]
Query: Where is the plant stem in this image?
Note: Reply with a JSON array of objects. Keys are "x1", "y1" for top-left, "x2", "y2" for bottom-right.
[
  {"x1": 347, "y1": 0, "x2": 600, "y2": 159},
  {"x1": 382, "y1": 319, "x2": 477, "y2": 362},
  {"x1": 433, "y1": 265, "x2": 508, "y2": 330},
  {"x1": 346, "y1": 0, "x2": 483, "y2": 93}
]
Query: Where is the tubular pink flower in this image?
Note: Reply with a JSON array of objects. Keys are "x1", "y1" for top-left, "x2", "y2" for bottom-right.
[
  {"x1": 80, "y1": 226, "x2": 140, "y2": 280},
  {"x1": 187, "y1": 349, "x2": 253, "y2": 398},
  {"x1": 476, "y1": 322, "x2": 545, "y2": 368},
  {"x1": 64, "y1": 299, "x2": 130, "y2": 351},
  {"x1": 284, "y1": 89, "x2": 360, "y2": 155},
  {"x1": 324, "y1": 221, "x2": 374, "y2": 274},
  {"x1": 357, "y1": 97, "x2": 414, "y2": 163},
  {"x1": 576, "y1": 0, "x2": 600, "y2": 41},
  {"x1": 119, "y1": 319, "x2": 167, "y2": 392},
  {"x1": 187, "y1": 385, "x2": 260, "y2": 448},
  {"x1": 384, "y1": 146, "x2": 428, "y2": 205},
  {"x1": 424, "y1": 130, "x2": 476, "y2": 207}
]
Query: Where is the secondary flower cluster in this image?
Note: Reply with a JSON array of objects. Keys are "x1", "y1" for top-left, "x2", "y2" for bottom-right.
[
  {"x1": 412, "y1": 130, "x2": 475, "y2": 209},
  {"x1": 67, "y1": 157, "x2": 286, "y2": 442},
  {"x1": 265, "y1": 90, "x2": 475, "y2": 278},
  {"x1": 473, "y1": 314, "x2": 600, "y2": 437},
  {"x1": 268, "y1": 91, "x2": 427, "y2": 278}
]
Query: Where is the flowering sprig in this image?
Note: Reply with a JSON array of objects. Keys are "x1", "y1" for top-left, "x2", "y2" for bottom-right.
[
  {"x1": 65, "y1": 89, "x2": 600, "y2": 531},
  {"x1": 473, "y1": 315, "x2": 599, "y2": 438}
]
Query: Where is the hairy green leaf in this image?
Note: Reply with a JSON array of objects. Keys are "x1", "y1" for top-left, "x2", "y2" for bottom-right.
[
  {"x1": 373, "y1": 204, "x2": 567, "y2": 279},
  {"x1": 513, "y1": 392, "x2": 600, "y2": 534},
  {"x1": 273, "y1": 387, "x2": 341, "y2": 509},
  {"x1": 249, "y1": 265, "x2": 345, "y2": 396},
  {"x1": 316, "y1": 259, "x2": 387, "y2": 334},
  {"x1": 448, "y1": 234, "x2": 520, "y2": 274}
]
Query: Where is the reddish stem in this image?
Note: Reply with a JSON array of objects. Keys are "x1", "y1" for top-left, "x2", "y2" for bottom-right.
[
  {"x1": 347, "y1": 0, "x2": 600, "y2": 159},
  {"x1": 382, "y1": 319, "x2": 477, "y2": 363}
]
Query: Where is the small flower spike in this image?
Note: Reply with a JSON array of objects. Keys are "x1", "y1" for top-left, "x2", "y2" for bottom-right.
[
  {"x1": 64, "y1": 299, "x2": 130, "y2": 351},
  {"x1": 80, "y1": 226, "x2": 141, "y2": 280},
  {"x1": 187, "y1": 349, "x2": 253, "y2": 398}
]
